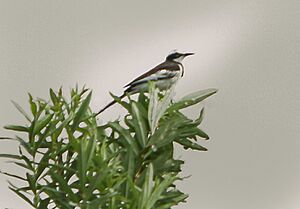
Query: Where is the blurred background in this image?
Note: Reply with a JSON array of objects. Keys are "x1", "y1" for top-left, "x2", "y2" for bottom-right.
[{"x1": 0, "y1": 0, "x2": 299, "y2": 208}]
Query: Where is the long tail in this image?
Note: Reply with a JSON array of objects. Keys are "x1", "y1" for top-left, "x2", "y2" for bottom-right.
[{"x1": 95, "y1": 93, "x2": 126, "y2": 116}]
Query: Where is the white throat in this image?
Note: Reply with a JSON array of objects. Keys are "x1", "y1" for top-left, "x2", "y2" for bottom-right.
[{"x1": 173, "y1": 56, "x2": 185, "y2": 63}]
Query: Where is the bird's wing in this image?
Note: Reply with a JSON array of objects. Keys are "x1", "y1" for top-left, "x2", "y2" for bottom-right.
[{"x1": 124, "y1": 61, "x2": 180, "y2": 88}]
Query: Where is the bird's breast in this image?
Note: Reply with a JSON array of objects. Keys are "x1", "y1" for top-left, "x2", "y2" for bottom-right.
[
  {"x1": 156, "y1": 71, "x2": 181, "y2": 90},
  {"x1": 178, "y1": 63, "x2": 184, "y2": 77}
]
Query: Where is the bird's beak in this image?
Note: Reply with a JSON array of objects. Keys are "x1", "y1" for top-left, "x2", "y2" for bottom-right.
[{"x1": 184, "y1": 52, "x2": 194, "y2": 57}]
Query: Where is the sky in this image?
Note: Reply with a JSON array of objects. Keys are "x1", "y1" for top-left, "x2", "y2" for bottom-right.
[{"x1": 0, "y1": 1, "x2": 299, "y2": 209}]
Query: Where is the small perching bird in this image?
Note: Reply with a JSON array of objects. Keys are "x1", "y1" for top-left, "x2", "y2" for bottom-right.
[{"x1": 96, "y1": 51, "x2": 194, "y2": 115}]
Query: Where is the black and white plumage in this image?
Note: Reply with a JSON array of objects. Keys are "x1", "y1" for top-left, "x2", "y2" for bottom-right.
[{"x1": 96, "y1": 51, "x2": 194, "y2": 115}]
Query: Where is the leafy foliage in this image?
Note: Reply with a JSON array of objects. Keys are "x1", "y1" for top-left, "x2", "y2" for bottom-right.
[{"x1": 0, "y1": 85, "x2": 217, "y2": 209}]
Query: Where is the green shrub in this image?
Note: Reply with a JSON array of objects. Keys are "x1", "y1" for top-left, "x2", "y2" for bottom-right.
[{"x1": 0, "y1": 85, "x2": 217, "y2": 209}]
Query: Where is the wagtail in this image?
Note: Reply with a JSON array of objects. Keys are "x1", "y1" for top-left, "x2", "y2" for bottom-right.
[{"x1": 96, "y1": 51, "x2": 194, "y2": 115}]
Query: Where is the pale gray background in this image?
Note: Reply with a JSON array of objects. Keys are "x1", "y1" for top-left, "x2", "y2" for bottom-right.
[{"x1": 0, "y1": 1, "x2": 299, "y2": 209}]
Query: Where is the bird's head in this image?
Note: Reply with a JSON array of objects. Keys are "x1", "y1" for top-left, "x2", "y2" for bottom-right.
[{"x1": 166, "y1": 51, "x2": 194, "y2": 63}]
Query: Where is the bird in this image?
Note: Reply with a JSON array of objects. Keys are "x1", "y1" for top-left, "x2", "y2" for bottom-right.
[{"x1": 95, "y1": 51, "x2": 194, "y2": 115}]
